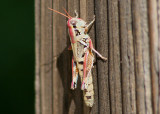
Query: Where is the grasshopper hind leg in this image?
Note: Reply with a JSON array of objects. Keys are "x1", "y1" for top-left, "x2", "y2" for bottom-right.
[
  {"x1": 81, "y1": 52, "x2": 88, "y2": 90},
  {"x1": 81, "y1": 50, "x2": 94, "y2": 90},
  {"x1": 71, "y1": 57, "x2": 79, "y2": 89}
]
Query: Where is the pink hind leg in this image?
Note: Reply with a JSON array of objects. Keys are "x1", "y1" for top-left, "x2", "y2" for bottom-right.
[{"x1": 81, "y1": 52, "x2": 89, "y2": 90}]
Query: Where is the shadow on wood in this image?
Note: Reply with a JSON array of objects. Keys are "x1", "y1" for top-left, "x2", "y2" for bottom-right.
[{"x1": 57, "y1": 47, "x2": 83, "y2": 114}]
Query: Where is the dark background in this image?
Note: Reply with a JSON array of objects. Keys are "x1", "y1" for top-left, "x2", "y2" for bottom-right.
[{"x1": 0, "y1": 0, "x2": 34, "y2": 114}]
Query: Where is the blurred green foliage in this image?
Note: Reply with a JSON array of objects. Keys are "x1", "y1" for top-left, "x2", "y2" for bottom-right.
[{"x1": 0, "y1": 0, "x2": 34, "y2": 114}]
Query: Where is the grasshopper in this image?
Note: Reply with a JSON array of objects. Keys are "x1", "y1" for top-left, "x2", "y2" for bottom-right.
[{"x1": 49, "y1": 8, "x2": 107, "y2": 107}]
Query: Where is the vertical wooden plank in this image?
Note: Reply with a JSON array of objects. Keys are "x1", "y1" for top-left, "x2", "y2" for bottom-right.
[
  {"x1": 79, "y1": 0, "x2": 98, "y2": 113},
  {"x1": 94, "y1": 0, "x2": 110, "y2": 113},
  {"x1": 79, "y1": 1, "x2": 89, "y2": 113},
  {"x1": 108, "y1": 0, "x2": 122, "y2": 113},
  {"x1": 140, "y1": 0, "x2": 152, "y2": 113},
  {"x1": 35, "y1": 0, "x2": 41, "y2": 114},
  {"x1": 119, "y1": 0, "x2": 136, "y2": 113},
  {"x1": 40, "y1": 0, "x2": 53, "y2": 113},
  {"x1": 85, "y1": 1, "x2": 98, "y2": 114},
  {"x1": 132, "y1": 0, "x2": 152, "y2": 113},
  {"x1": 68, "y1": 0, "x2": 80, "y2": 15},
  {"x1": 67, "y1": 1, "x2": 84, "y2": 114},
  {"x1": 35, "y1": 0, "x2": 160, "y2": 113},
  {"x1": 80, "y1": 0, "x2": 87, "y2": 20},
  {"x1": 148, "y1": 0, "x2": 159, "y2": 113},
  {"x1": 52, "y1": 0, "x2": 69, "y2": 114},
  {"x1": 132, "y1": 0, "x2": 145, "y2": 113},
  {"x1": 157, "y1": 0, "x2": 160, "y2": 112}
]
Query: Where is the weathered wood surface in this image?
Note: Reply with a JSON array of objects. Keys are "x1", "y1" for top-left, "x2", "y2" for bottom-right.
[
  {"x1": 35, "y1": 0, "x2": 160, "y2": 114},
  {"x1": 120, "y1": 0, "x2": 136, "y2": 113},
  {"x1": 149, "y1": 0, "x2": 159, "y2": 113}
]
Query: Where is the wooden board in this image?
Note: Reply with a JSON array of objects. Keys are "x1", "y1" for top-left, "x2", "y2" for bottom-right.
[{"x1": 35, "y1": 0, "x2": 160, "y2": 113}]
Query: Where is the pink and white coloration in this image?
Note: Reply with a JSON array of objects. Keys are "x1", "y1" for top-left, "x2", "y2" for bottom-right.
[{"x1": 49, "y1": 8, "x2": 107, "y2": 107}]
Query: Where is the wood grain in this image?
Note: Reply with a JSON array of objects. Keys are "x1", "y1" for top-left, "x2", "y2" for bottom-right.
[
  {"x1": 40, "y1": 0, "x2": 53, "y2": 114},
  {"x1": 132, "y1": 0, "x2": 154, "y2": 113},
  {"x1": 148, "y1": 0, "x2": 159, "y2": 113},
  {"x1": 85, "y1": 1, "x2": 98, "y2": 114},
  {"x1": 95, "y1": 0, "x2": 110, "y2": 114},
  {"x1": 67, "y1": 1, "x2": 84, "y2": 114},
  {"x1": 52, "y1": 0, "x2": 72, "y2": 114},
  {"x1": 35, "y1": 0, "x2": 160, "y2": 113},
  {"x1": 119, "y1": 0, "x2": 136, "y2": 113},
  {"x1": 35, "y1": 0, "x2": 41, "y2": 113},
  {"x1": 132, "y1": 0, "x2": 146, "y2": 113},
  {"x1": 80, "y1": 0, "x2": 98, "y2": 113},
  {"x1": 157, "y1": 0, "x2": 160, "y2": 112},
  {"x1": 80, "y1": 1, "x2": 89, "y2": 113},
  {"x1": 140, "y1": 0, "x2": 152, "y2": 113},
  {"x1": 108, "y1": 0, "x2": 122, "y2": 113}
]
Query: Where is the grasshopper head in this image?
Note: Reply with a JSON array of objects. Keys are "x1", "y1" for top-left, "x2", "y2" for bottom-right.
[
  {"x1": 67, "y1": 18, "x2": 86, "y2": 28},
  {"x1": 48, "y1": 8, "x2": 86, "y2": 43},
  {"x1": 67, "y1": 18, "x2": 86, "y2": 43}
]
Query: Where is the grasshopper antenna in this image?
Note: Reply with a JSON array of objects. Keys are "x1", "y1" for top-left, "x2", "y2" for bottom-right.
[
  {"x1": 48, "y1": 8, "x2": 71, "y2": 19},
  {"x1": 62, "y1": 7, "x2": 72, "y2": 18}
]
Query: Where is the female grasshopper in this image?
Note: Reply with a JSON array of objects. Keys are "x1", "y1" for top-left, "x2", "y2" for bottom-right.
[{"x1": 49, "y1": 8, "x2": 107, "y2": 107}]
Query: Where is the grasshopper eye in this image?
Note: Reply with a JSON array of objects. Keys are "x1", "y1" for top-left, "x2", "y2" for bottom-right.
[{"x1": 70, "y1": 20, "x2": 77, "y2": 26}]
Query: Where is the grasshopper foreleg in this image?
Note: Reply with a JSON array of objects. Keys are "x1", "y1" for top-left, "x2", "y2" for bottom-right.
[{"x1": 85, "y1": 16, "x2": 95, "y2": 33}]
